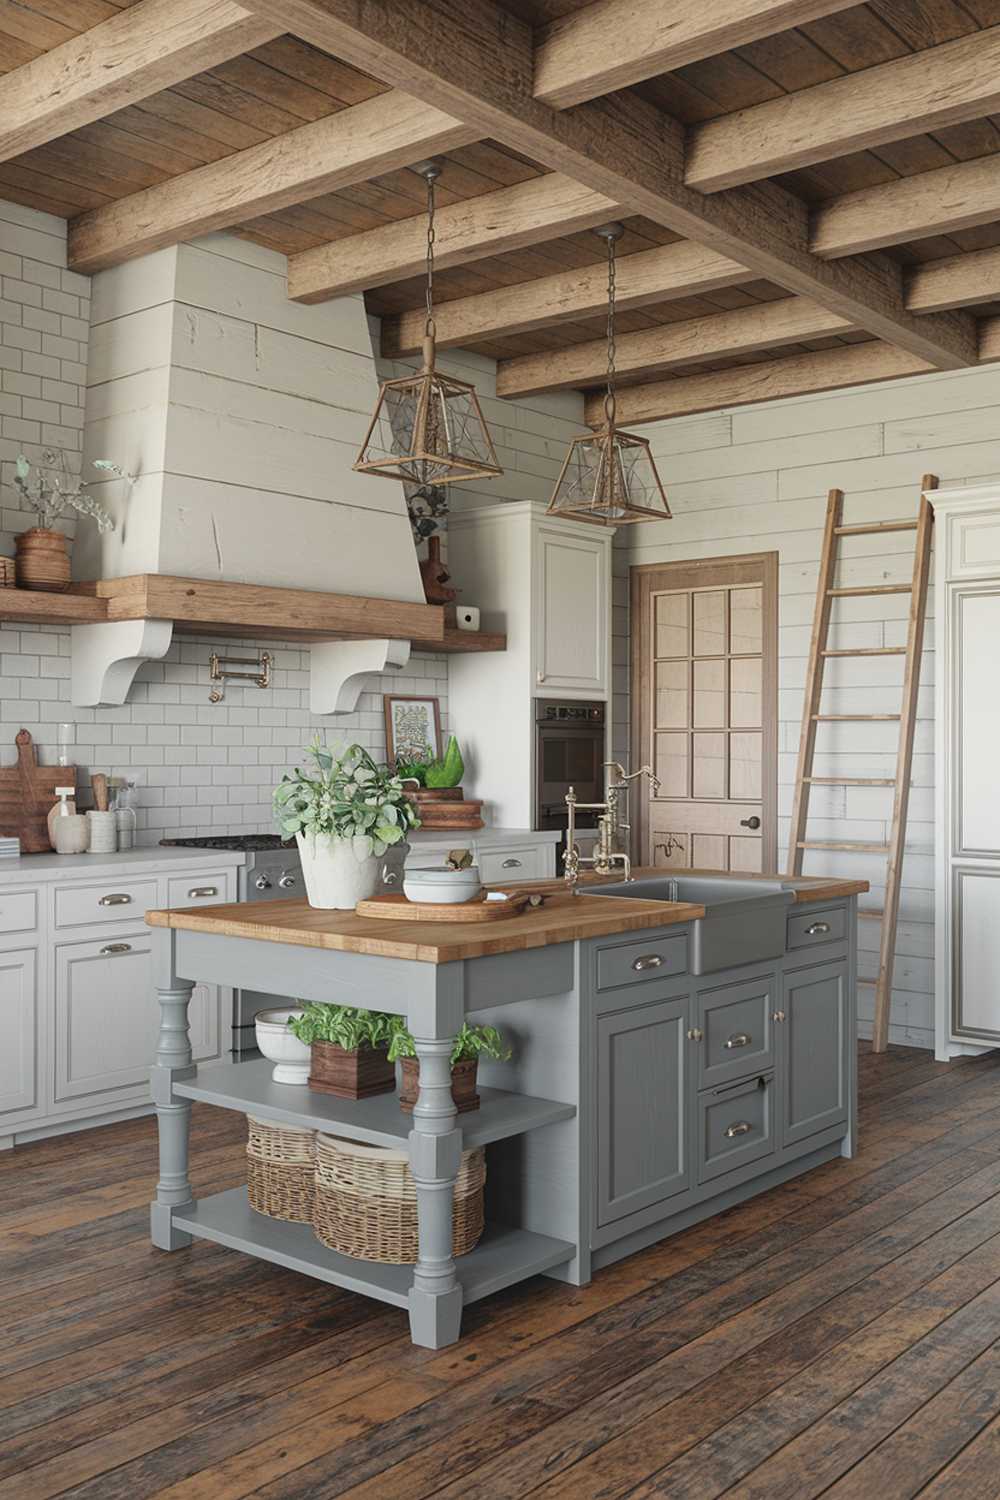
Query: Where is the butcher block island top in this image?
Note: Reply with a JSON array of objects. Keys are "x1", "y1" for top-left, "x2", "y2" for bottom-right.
[{"x1": 145, "y1": 889, "x2": 705, "y2": 963}]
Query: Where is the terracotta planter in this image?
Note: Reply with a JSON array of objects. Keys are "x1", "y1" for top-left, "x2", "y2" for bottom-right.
[
  {"x1": 308, "y1": 1040, "x2": 394, "y2": 1100},
  {"x1": 14, "y1": 528, "x2": 70, "y2": 592},
  {"x1": 398, "y1": 1055, "x2": 480, "y2": 1114}
]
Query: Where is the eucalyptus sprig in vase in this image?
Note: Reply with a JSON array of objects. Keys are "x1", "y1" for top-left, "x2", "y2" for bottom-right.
[
  {"x1": 274, "y1": 739, "x2": 420, "y2": 909},
  {"x1": 10, "y1": 449, "x2": 130, "y2": 592}
]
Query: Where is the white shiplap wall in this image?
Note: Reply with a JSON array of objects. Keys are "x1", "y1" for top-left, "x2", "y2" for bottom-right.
[{"x1": 613, "y1": 361, "x2": 1000, "y2": 1049}]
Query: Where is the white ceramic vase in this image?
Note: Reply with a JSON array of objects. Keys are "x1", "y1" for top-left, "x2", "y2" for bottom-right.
[{"x1": 295, "y1": 831, "x2": 380, "y2": 910}]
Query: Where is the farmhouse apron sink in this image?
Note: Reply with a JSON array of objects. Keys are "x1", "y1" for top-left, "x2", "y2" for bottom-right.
[{"x1": 581, "y1": 876, "x2": 796, "y2": 974}]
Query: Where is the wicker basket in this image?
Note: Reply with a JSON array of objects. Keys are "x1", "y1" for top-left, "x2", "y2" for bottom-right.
[
  {"x1": 312, "y1": 1132, "x2": 485, "y2": 1264},
  {"x1": 247, "y1": 1115, "x2": 316, "y2": 1223}
]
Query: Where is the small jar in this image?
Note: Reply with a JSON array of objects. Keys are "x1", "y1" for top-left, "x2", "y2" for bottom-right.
[{"x1": 86, "y1": 810, "x2": 117, "y2": 854}]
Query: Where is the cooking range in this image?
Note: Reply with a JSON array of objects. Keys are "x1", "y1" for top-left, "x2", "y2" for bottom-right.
[{"x1": 161, "y1": 834, "x2": 302, "y2": 1058}]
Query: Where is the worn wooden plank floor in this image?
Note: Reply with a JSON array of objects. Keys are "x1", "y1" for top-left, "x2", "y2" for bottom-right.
[{"x1": 4, "y1": 1042, "x2": 1000, "y2": 1498}]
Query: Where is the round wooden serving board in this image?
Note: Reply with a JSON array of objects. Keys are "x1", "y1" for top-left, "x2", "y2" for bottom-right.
[{"x1": 356, "y1": 891, "x2": 533, "y2": 923}]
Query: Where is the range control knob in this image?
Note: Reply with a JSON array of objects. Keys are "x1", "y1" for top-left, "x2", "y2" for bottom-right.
[
  {"x1": 278, "y1": 872, "x2": 297, "y2": 889},
  {"x1": 254, "y1": 874, "x2": 272, "y2": 891}
]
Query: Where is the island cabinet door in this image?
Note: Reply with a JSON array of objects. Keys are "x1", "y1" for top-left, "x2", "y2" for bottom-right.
[
  {"x1": 779, "y1": 960, "x2": 850, "y2": 1149},
  {"x1": 0, "y1": 947, "x2": 40, "y2": 1124},
  {"x1": 596, "y1": 996, "x2": 691, "y2": 1226}
]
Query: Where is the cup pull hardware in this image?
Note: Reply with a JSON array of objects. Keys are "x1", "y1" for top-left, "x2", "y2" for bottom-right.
[
  {"x1": 805, "y1": 921, "x2": 831, "y2": 936},
  {"x1": 725, "y1": 1033, "x2": 752, "y2": 1050},
  {"x1": 632, "y1": 953, "x2": 663, "y2": 972},
  {"x1": 724, "y1": 1121, "x2": 752, "y2": 1139},
  {"x1": 99, "y1": 942, "x2": 132, "y2": 956},
  {"x1": 502, "y1": 858, "x2": 522, "y2": 869},
  {"x1": 187, "y1": 887, "x2": 218, "y2": 899},
  {"x1": 99, "y1": 893, "x2": 132, "y2": 906},
  {"x1": 687, "y1": 1027, "x2": 703, "y2": 1042}
]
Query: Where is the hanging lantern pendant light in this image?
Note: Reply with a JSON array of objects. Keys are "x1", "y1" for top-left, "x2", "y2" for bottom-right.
[
  {"x1": 547, "y1": 223, "x2": 671, "y2": 525},
  {"x1": 354, "y1": 160, "x2": 503, "y2": 485}
]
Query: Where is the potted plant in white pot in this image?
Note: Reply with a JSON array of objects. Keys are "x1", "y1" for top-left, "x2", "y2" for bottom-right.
[
  {"x1": 273, "y1": 739, "x2": 419, "y2": 909},
  {"x1": 9, "y1": 449, "x2": 131, "y2": 592}
]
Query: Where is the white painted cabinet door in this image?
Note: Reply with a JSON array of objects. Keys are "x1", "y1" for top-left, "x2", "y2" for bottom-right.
[
  {"x1": 0, "y1": 947, "x2": 40, "y2": 1125},
  {"x1": 53, "y1": 933, "x2": 223, "y2": 1112},
  {"x1": 534, "y1": 525, "x2": 609, "y2": 698}
]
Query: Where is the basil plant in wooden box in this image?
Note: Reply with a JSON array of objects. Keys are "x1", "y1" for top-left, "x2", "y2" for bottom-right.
[
  {"x1": 288, "y1": 1003, "x2": 396, "y2": 1100},
  {"x1": 388, "y1": 1017, "x2": 511, "y2": 1114},
  {"x1": 274, "y1": 739, "x2": 420, "y2": 910}
]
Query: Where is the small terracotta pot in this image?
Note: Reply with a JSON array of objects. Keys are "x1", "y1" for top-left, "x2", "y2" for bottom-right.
[
  {"x1": 308, "y1": 1040, "x2": 394, "y2": 1100},
  {"x1": 14, "y1": 528, "x2": 71, "y2": 592},
  {"x1": 398, "y1": 1055, "x2": 480, "y2": 1113}
]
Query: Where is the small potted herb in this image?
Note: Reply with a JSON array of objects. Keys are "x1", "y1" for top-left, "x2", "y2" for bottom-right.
[
  {"x1": 9, "y1": 449, "x2": 131, "y2": 592},
  {"x1": 388, "y1": 1018, "x2": 512, "y2": 1114},
  {"x1": 288, "y1": 1002, "x2": 395, "y2": 1100},
  {"x1": 274, "y1": 739, "x2": 419, "y2": 909}
]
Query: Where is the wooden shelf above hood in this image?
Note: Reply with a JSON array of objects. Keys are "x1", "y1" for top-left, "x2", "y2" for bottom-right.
[{"x1": 0, "y1": 575, "x2": 506, "y2": 653}]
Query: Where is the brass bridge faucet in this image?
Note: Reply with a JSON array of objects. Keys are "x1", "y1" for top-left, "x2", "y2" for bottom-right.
[{"x1": 564, "y1": 760, "x2": 661, "y2": 892}]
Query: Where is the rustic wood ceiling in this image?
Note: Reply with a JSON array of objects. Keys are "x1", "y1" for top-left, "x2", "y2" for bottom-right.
[{"x1": 3, "y1": 0, "x2": 1000, "y2": 420}]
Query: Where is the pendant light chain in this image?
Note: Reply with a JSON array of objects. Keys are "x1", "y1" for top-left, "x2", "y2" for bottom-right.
[
  {"x1": 424, "y1": 168, "x2": 436, "y2": 340},
  {"x1": 604, "y1": 231, "x2": 617, "y2": 430}
]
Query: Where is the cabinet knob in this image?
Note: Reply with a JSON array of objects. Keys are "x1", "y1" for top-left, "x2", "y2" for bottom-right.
[
  {"x1": 687, "y1": 1027, "x2": 703, "y2": 1042},
  {"x1": 805, "y1": 921, "x2": 831, "y2": 936},
  {"x1": 771, "y1": 1010, "x2": 786, "y2": 1023},
  {"x1": 254, "y1": 874, "x2": 272, "y2": 891},
  {"x1": 725, "y1": 1033, "x2": 752, "y2": 1050},
  {"x1": 632, "y1": 953, "x2": 663, "y2": 972},
  {"x1": 724, "y1": 1120, "x2": 752, "y2": 1139},
  {"x1": 99, "y1": 893, "x2": 132, "y2": 906},
  {"x1": 278, "y1": 873, "x2": 297, "y2": 889},
  {"x1": 99, "y1": 942, "x2": 132, "y2": 956},
  {"x1": 739, "y1": 816, "x2": 761, "y2": 830}
]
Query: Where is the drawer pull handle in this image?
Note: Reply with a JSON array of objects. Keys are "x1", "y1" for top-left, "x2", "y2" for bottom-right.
[
  {"x1": 772, "y1": 1010, "x2": 786, "y2": 1023},
  {"x1": 724, "y1": 1120, "x2": 752, "y2": 1139},
  {"x1": 805, "y1": 921, "x2": 831, "y2": 936},
  {"x1": 99, "y1": 893, "x2": 132, "y2": 906},
  {"x1": 725, "y1": 1033, "x2": 752, "y2": 1050},
  {"x1": 188, "y1": 886, "x2": 218, "y2": 899},
  {"x1": 100, "y1": 943, "x2": 132, "y2": 956},
  {"x1": 502, "y1": 858, "x2": 523, "y2": 869},
  {"x1": 632, "y1": 953, "x2": 663, "y2": 972}
]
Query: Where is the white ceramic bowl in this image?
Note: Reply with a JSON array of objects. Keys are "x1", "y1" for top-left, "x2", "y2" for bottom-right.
[
  {"x1": 254, "y1": 1007, "x2": 311, "y2": 1084},
  {"x1": 403, "y1": 864, "x2": 482, "y2": 905}
]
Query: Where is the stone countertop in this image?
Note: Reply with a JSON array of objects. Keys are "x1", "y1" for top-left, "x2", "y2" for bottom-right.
[
  {"x1": 146, "y1": 890, "x2": 705, "y2": 963},
  {"x1": 0, "y1": 846, "x2": 246, "y2": 885}
]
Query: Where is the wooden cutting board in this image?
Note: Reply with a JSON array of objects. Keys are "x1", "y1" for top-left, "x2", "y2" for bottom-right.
[
  {"x1": 0, "y1": 729, "x2": 76, "y2": 853},
  {"x1": 355, "y1": 891, "x2": 537, "y2": 923}
]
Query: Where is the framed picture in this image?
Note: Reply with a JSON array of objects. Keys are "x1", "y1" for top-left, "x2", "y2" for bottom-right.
[{"x1": 384, "y1": 694, "x2": 442, "y2": 767}]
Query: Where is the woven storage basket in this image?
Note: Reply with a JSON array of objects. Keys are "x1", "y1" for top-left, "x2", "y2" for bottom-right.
[
  {"x1": 247, "y1": 1115, "x2": 316, "y2": 1224},
  {"x1": 313, "y1": 1132, "x2": 485, "y2": 1263}
]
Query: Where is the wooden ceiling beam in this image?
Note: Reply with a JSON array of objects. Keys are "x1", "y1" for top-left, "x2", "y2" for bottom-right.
[
  {"x1": 0, "y1": 0, "x2": 282, "y2": 165},
  {"x1": 68, "y1": 94, "x2": 476, "y2": 274},
  {"x1": 907, "y1": 247, "x2": 1000, "y2": 316},
  {"x1": 496, "y1": 296, "x2": 854, "y2": 398},
  {"x1": 290, "y1": 173, "x2": 619, "y2": 302},
  {"x1": 812, "y1": 155, "x2": 1000, "y2": 260},
  {"x1": 532, "y1": 0, "x2": 861, "y2": 109},
  {"x1": 256, "y1": 0, "x2": 976, "y2": 370},
  {"x1": 686, "y1": 26, "x2": 1000, "y2": 193},
  {"x1": 380, "y1": 241, "x2": 755, "y2": 357},
  {"x1": 584, "y1": 342, "x2": 936, "y2": 427}
]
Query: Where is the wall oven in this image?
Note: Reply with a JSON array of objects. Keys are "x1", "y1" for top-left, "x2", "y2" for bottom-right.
[{"x1": 534, "y1": 699, "x2": 606, "y2": 869}]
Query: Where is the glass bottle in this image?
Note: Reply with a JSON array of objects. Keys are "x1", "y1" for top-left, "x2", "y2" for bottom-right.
[{"x1": 113, "y1": 779, "x2": 137, "y2": 850}]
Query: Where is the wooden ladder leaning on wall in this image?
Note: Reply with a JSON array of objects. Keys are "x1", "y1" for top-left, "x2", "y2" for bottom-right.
[{"x1": 787, "y1": 475, "x2": 937, "y2": 1054}]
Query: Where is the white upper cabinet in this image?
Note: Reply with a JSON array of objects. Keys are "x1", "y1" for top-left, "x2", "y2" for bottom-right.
[{"x1": 533, "y1": 523, "x2": 610, "y2": 698}]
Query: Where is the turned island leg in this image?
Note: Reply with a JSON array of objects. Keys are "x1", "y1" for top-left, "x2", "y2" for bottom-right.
[
  {"x1": 149, "y1": 930, "x2": 196, "y2": 1250},
  {"x1": 408, "y1": 1032, "x2": 463, "y2": 1349}
]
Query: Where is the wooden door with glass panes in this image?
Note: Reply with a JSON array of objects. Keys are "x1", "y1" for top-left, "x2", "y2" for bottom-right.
[{"x1": 631, "y1": 555, "x2": 778, "y2": 874}]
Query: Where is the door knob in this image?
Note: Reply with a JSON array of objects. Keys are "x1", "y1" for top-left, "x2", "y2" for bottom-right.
[{"x1": 740, "y1": 816, "x2": 761, "y2": 830}]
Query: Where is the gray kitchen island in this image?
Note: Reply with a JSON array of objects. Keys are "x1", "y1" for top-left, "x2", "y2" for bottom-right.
[{"x1": 145, "y1": 870, "x2": 867, "y2": 1348}]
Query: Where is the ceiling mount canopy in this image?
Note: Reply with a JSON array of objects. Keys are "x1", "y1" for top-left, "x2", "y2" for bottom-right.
[
  {"x1": 354, "y1": 159, "x2": 503, "y2": 487},
  {"x1": 548, "y1": 223, "x2": 671, "y2": 527}
]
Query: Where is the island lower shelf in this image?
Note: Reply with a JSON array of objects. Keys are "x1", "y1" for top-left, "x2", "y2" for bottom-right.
[
  {"x1": 175, "y1": 1059, "x2": 576, "y2": 1149},
  {"x1": 174, "y1": 1188, "x2": 575, "y2": 1308}
]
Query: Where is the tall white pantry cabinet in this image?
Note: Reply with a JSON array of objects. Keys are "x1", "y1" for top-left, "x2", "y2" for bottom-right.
[{"x1": 933, "y1": 483, "x2": 1000, "y2": 1059}]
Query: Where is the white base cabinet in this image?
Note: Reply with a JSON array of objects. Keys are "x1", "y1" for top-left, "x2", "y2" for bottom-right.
[
  {"x1": 0, "y1": 854, "x2": 238, "y2": 1144},
  {"x1": 933, "y1": 484, "x2": 1000, "y2": 1058}
]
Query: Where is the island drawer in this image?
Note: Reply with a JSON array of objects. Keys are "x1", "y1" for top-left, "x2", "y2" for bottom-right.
[
  {"x1": 54, "y1": 880, "x2": 158, "y2": 930},
  {"x1": 0, "y1": 889, "x2": 38, "y2": 937},
  {"x1": 697, "y1": 974, "x2": 775, "y2": 1089},
  {"x1": 787, "y1": 905, "x2": 846, "y2": 952},
  {"x1": 596, "y1": 933, "x2": 687, "y2": 991},
  {"x1": 166, "y1": 872, "x2": 229, "y2": 908},
  {"x1": 478, "y1": 846, "x2": 547, "y2": 884},
  {"x1": 697, "y1": 1073, "x2": 775, "y2": 1185}
]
